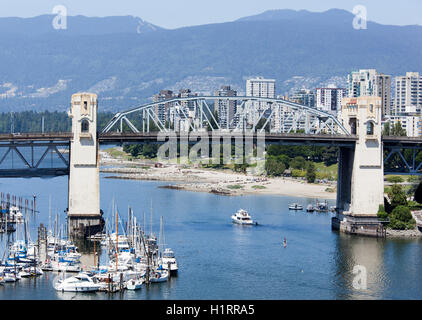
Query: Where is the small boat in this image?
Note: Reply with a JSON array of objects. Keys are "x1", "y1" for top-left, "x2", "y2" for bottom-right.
[
  {"x1": 126, "y1": 278, "x2": 144, "y2": 290},
  {"x1": 289, "y1": 203, "x2": 303, "y2": 210},
  {"x1": 150, "y1": 270, "x2": 168, "y2": 283},
  {"x1": 306, "y1": 204, "x2": 315, "y2": 212},
  {"x1": 54, "y1": 272, "x2": 101, "y2": 292},
  {"x1": 3, "y1": 272, "x2": 20, "y2": 282},
  {"x1": 231, "y1": 209, "x2": 257, "y2": 225},
  {"x1": 316, "y1": 200, "x2": 328, "y2": 212}
]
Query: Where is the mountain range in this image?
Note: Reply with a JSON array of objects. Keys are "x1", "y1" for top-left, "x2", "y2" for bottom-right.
[{"x1": 0, "y1": 9, "x2": 421, "y2": 112}]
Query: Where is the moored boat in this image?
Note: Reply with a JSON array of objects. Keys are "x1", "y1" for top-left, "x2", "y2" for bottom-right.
[
  {"x1": 54, "y1": 272, "x2": 101, "y2": 292},
  {"x1": 289, "y1": 203, "x2": 303, "y2": 210}
]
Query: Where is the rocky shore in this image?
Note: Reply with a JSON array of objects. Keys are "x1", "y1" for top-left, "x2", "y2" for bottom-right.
[{"x1": 386, "y1": 228, "x2": 422, "y2": 238}]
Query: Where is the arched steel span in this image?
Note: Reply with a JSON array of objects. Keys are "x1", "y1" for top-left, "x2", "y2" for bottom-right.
[{"x1": 102, "y1": 96, "x2": 350, "y2": 135}]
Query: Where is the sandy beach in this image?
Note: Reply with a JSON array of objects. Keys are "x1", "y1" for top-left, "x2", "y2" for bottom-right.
[{"x1": 100, "y1": 151, "x2": 337, "y2": 199}]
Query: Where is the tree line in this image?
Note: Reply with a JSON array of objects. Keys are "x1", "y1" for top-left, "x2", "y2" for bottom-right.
[{"x1": 0, "y1": 111, "x2": 115, "y2": 133}]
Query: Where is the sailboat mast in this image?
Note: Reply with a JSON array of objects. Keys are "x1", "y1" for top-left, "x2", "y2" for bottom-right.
[
  {"x1": 150, "y1": 200, "x2": 153, "y2": 237},
  {"x1": 115, "y1": 208, "x2": 118, "y2": 272}
]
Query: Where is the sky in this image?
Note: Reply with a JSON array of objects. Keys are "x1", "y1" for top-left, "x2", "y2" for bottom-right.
[{"x1": 0, "y1": 0, "x2": 421, "y2": 29}]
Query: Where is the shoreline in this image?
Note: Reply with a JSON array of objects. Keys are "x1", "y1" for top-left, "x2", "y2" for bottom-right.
[
  {"x1": 386, "y1": 228, "x2": 422, "y2": 238},
  {"x1": 100, "y1": 165, "x2": 337, "y2": 199}
]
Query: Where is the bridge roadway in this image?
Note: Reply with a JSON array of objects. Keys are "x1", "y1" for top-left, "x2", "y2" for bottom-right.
[
  {"x1": 0, "y1": 132, "x2": 420, "y2": 178},
  {"x1": 0, "y1": 132, "x2": 358, "y2": 146},
  {"x1": 0, "y1": 132, "x2": 420, "y2": 147}
]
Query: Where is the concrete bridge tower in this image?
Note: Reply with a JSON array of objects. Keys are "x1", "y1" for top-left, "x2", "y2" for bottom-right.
[
  {"x1": 67, "y1": 93, "x2": 104, "y2": 237},
  {"x1": 333, "y1": 96, "x2": 385, "y2": 236}
]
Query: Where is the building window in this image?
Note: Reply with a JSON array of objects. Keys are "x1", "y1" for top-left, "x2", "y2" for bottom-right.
[
  {"x1": 81, "y1": 119, "x2": 89, "y2": 132},
  {"x1": 350, "y1": 118, "x2": 357, "y2": 135},
  {"x1": 367, "y1": 121, "x2": 374, "y2": 135}
]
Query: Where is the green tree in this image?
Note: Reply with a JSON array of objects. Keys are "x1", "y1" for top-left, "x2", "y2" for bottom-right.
[
  {"x1": 305, "y1": 162, "x2": 316, "y2": 183},
  {"x1": 290, "y1": 156, "x2": 306, "y2": 170},
  {"x1": 389, "y1": 205, "x2": 415, "y2": 230},
  {"x1": 377, "y1": 204, "x2": 388, "y2": 220},
  {"x1": 142, "y1": 144, "x2": 158, "y2": 158},
  {"x1": 391, "y1": 121, "x2": 406, "y2": 136},
  {"x1": 388, "y1": 184, "x2": 408, "y2": 209},
  {"x1": 265, "y1": 157, "x2": 286, "y2": 176},
  {"x1": 382, "y1": 121, "x2": 391, "y2": 136}
]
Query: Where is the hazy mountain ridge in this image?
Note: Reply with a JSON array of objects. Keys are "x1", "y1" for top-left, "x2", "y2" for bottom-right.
[{"x1": 0, "y1": 10, "x2": 421, "y2": 112}]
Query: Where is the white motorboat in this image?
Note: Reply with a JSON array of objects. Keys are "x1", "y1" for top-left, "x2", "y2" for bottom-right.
[
  {"x1": 231, "y1": 209, "x2": 256, "y2": 225},
  {"x1": 126, "y1": 278, "x2": 144, "y2": 290},
  {"x1": 54, "y1": 273, "x2": 101, "y2": 292},
  {"x1": 3, "y1": 272, "x2": 20, "y2": 282},
  {"x1": 159, "y1": 248, "x2": 178, "y2": 274},
  {"x1": 289, "y1": 203, "x2": 303, "y2": 210}
]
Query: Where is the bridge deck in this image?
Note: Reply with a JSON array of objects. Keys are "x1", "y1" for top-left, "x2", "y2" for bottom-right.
[{"x1": 0, "y1": 132, "x2": 421, "y2": 146}]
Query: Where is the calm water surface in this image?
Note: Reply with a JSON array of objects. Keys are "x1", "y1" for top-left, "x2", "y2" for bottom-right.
[{"x1": 0, "y1": 174, "x2": 421, "y2": 300}]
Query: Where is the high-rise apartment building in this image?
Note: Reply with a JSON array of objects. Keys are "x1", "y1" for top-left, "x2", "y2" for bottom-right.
[
  {"x1": 347, "y1": 69, "x2": 391, "y2": 117},
  {"x1": 215, "y1": 85, "x2": 237, "y2": 129},
  {"x1": 376, "y1": 73, "x2": 392, "y2": 116},
  {"x1": 246, "y1": 77, "x2": 276, "y2": 124},
  {"x1": 291, "y1": 89, "x2": 315, "y2": 108},
  {"x1": 153, "y1": 89, "x2": 174, "y2": 124},
  {"x1": 315, "y1": 87, "x2": 346, "y2": 115},
  {"x1": 393, "y1": 72, "x2": 422, "y2": 115}
]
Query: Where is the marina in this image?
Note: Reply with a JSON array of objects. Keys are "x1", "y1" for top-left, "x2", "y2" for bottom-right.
[{"x1": 0, "y1": 175, "x2": 420, "y2": 299}]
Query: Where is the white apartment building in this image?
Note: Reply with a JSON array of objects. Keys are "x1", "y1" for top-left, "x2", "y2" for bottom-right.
[
  {"x1": 393, "y1": 72, "x2": 422, "y2": 115},
  {"x1": 246, "y1": 77, "x2": 276, "y2": 126},
  {"x1": 315, "y1": 87, "x2": 345, "y2": 115}
]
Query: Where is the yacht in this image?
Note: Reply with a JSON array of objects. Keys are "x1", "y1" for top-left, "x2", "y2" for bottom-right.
[
  {"x1": 289, "y1": 203, "x2": 303, "y2": 210},
  {"x1": 158, "y1": 248, "x2": 178, "y2": 275},
  {"x1": 231, "y1": 209, "x2": 256, "y2": 225},
  {"x1": 54, "y1": 272, "x2": 102, "y2": 292}
]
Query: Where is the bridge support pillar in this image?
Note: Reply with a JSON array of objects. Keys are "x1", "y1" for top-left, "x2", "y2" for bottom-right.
[
  {"x1": 67, "y1": 93, "x2": 104, "y2": 238},
  {"x1": 333, "y1": 96, "x2": 385, "y2": 237}
]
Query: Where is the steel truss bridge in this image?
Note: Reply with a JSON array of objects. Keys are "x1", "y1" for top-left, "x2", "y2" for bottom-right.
[
  {"x1": 0, "y1": 96, "x2": 418, "y2": 177},
  {"x1": 101, "y1": 96, "x2": 350, "y2": 135}
]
